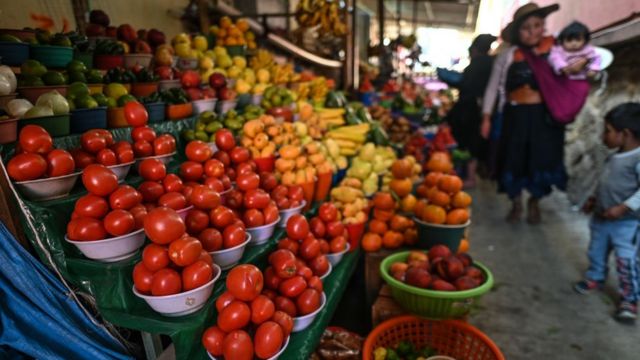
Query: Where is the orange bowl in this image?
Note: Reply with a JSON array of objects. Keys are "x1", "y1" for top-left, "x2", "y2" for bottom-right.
[
  {"x1": 346, "y1": 221, "x2": 366, "y2": 251},
  {"x1": 130, "y1": 82, "x2": 159, "y2": 98},
  {"x1": 166, "y1": 103, "x2": 193, "y2": 120},
  {"x1": 107, "y1": 107, "x2": 128, "y2": 128},
  {"x1": 254, "y1": 156, "x2": 275, "y2": 173},
  {"x1": 315, "y1": 171, "x2": 333, "y2": 201},
  {"x1": 300, "y1": 178, "x2": 316, "y2": 211}
]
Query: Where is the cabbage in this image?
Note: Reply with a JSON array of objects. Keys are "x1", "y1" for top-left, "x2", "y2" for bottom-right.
[
  {"x1": 36, "y1": 91, "x2": 69, "y2": 115},
  {"x1": 0, "y1": 66, "x2": 17, "y2": 93},
  {"x1": 7, "y1": 99, "x2": 33, "y2": 118},
  {"x1": 23, "y1": 105, "x2": 54, "y2": 119}
]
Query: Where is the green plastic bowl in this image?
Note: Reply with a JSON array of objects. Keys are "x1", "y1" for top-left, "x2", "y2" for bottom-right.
[
  {"x1": 414, "y1": 217, "x2": 469, "y2": 252},
  {"x1": 30, "y1": 44, "x2": 73, "y2": 68},
  {"x1": 19, "y1": 114, "x2": 70, "y2": 137},
  {"x1": 380, "y1": 251, "x2": 493, "y2": 319}
]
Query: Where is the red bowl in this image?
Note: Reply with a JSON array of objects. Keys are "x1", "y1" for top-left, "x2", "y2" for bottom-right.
[
  {"x1": 94, "y1": 54, "x2": 124, "y2": 70},
  {"x1": 254, "y1": 156, "x2": 275, "y2": 173},
  {"x1": 346, "y1": 221, "x2": 366, "y2": 251}
]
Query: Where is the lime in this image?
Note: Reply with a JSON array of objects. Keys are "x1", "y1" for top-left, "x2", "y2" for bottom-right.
[
  {"x1": 42, "y1": 71, "x2": 66, "y2": 86},
  {"x1": 92, "y1": 93, "x2": 109, "y2": 107},
  {"x1": 195, "y1": 131, "x2": 209, "y2": 142},
  {"x1": 104, "y1": 83, "x2": 129, "y2": 100},
  {"x1": 66, "y1": 60, "x2": 87, "y2": 73},
  {"x1": 68, "y1": 82, "x2": 90, "y2": 98},
  {"x1": 19, "y1": 75, "x2": 44, "y2": 87},
  {"x1": 117, "y1": 94, "x2": 137, "y2": 107},
  {"x1": 106, "y1": 97, "x2": 118, "y2": 108},
  {"x1": 68, "y1": 71, "x2": 87, "y2": 83},
  {"x1": 75, "y1": 94, "x2": 99, "y2": 109},
  {"x1": 86, "y1": 69, "x2": 104, "y2": 84},
  {"x1": 21, "y1": 59, "x2": 47, "y2": 77}
]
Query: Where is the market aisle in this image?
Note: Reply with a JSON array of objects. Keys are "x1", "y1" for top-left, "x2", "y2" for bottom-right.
[{"x1": 467, "y1": 181, "x2": 640, "y2": 359}]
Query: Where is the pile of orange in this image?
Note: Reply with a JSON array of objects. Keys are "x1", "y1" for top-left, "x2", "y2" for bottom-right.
[
  {"x1": 361, "y1": 192, "x2": 417, "y2": 252},
  {"x1": 211, "y1": 17, "x2": 257, "y2": 49},
  {"x1": 415, "y1": 172, "x2": 471, "y2": 225},
  {"x1": 387, "y1": 158, "x2": 418, "y2": 213}
]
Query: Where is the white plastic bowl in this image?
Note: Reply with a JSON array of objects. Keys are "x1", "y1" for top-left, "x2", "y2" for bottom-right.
[
  {"x1": 209, "y1": 233, "x2": 251, "y2": 270},
  {"x1": 133, "y1": 263, "x2": 221, "y2": 317},
  {"x1": 217, "y1": 99, "x2": 237, "y2": 115},
  {"x1": 123, "y1": 53, "x2": 153, "y2": 68},
  {"x1": 176, "y1": 205, "x2": 194, "y2": 221},
  {"x1": 292, "y1": 292, "x2": 326, "y2": 332},
  {"x1": 107, "y1": 161, "x2": 134, "y2": 183},
  {"x1": 251, "y1": 94, "x2": 263, "y2": 106},
  {"x1": 247, "y1": 218, "x2": 280, "y2": 246},
  {"x1": 177, "y1": 57, "x2": 198, "y2": 70},
  {"x1": 158, "y1": 79, "x2": 181, "y2": 91},
  {"x1": 192, "y1": 98, "x2": 217, "y2": 114},
  {"x1": 135, "y1": 152, "x2": 176, "y2": 172},
  {"x1": 325, "y1": 243, "x2": 350, "y2": 267},
  {"x1": 277, "y1": 200, "x2": 306, "y2": 228},
  {"x1": 206, "y1": 142, "x2": 218, "y2": 153},
  {"x1": 14, "y1": 171, "x2": 81, "y2": 201},
  {"x1": 64, "y1": 228, "x2": 145, "y2": 262},
  {"x1": 319, "y1": 261, "x2": 332, "y2": 281},
  {"x1": 208, "y1": 336, "x2": 290, "y2": 360}
]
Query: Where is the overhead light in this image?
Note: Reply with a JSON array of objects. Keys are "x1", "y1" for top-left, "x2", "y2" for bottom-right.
[{"x1": 383, "y1": 38, "x2": 390, "y2": 46}]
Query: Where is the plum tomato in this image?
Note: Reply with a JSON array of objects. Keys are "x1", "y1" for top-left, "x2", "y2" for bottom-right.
[
  {"x1": 226, "y1": 264, "x2": 263, "y2": 302},
  {"x1": 243, "y1": 189, "x2": 270, "y2": 210},
  {"x1": 259, "y1": 172, "x2": 278, "y2": 192},
  {"x1": 182, "y1": 260, "x2": 213, "y2": 291},
  {"x1": 103, "y1": 209, "x2": 135, "y2": 236},
  {"x1": 254, "y1": 321, "x2": 284, "y2": 359},
  {"x1": 264, "y1": 267, "x2": 282, "y2": 290},
  {"x1": 223, "y1": 223, "x2": 246, "y2": 248},
  {"x1": 230, "y1": 146, "x2": 250, "y2": 165},
  {"x1": 222, "y1": 330, "x2": 253, "y2": 360},
  {"x1": 198, "y1": 228, "x2": 223, "y2": 252},
  {"x1": 296, "y1": 288, "x2": 322, "y2": 315},
  {"x1": 139, "y1": 158, "x2": 166, "y2": 182},
  {"x1": 190, "y1": 185, "x2": 221, "y2": 210},
  {"x1": 162, "y1": 173, "x2": 183, "y2": 193},
  {"x1": 202, "y1": 325, "x2": 226, "y2": 356},
  {"x1": 198, "y1": 249, "x2": 213, "y2": 265},
  {"x1": 71, "y1": 149, "x2": 96, "y2": 169},
  {"x1": 277, "y1": 238, "x2": 299, "y2": 255},
  {"x1": 326, "y1": 221, "x2": 345, "y2": 239},
  {"x1": 251, "y1": 294, "x2": 276, "y2": 325},
  {"x1": 168, "y1": 236, "x2": 203, "y2": 267},
  {"x1": 307, "y1": 276, "x2": 323, "y2": 293},
  {"x1": 130, "y1": 204, "x2": 148, "y2": 229},
  {"x1": 185, "y1": 209, "x2": 210, "y2": 234},
  {"x1": 210, "y1": 206, "x2": 235, "y2": 229},
  {"x1": 216, "y1": 291, "x2": 236, "y2": 313},
  {"x1": 81, "y1": 130, "x2": 108, "y2": 154},
  {"x1": 142, "y1": 243, "x2": 170, "y2": 272},
  {"x1": 243, "y1": 209, "x2": 265, "y2": 228},
  {"x1": 225, "y1": 190, "x2": 244, "y2": 209},
  {"x1": 115, "y1": 147, "x2": 134, "y2": 164},
  {"x1": 131, "y1": 126, "x2": 156, "y2": 143},
  {"x1": 236, "y1": 172, "x2": 260, "y2": 192},
  {"x1": 46, "y1": 149, "x2": 75, "y2": 177},
  {"x1": 19, "y1": 125, "x2": 53, "y2": 154},
  {"x1": 185, "y1": 140, "x2": 213, "y2": 163},
  {"x1": 153, "y1": 135, "x2": 176, "y2": 156},
  {"x1": 330, "y1": 236, "x2": 347, "y2": 253},
  {"x1": 274, "y1": 296, "x2": 297, "y2": 317},
  {"x1": 213, "y1": 150, "x2": 231, "y2": 167},
  {"x1": 133, "y1": 262, "x2": 154, "y2": 294},
  {"x1": 271, "y1": 311, "x2": 294, "y2": 337},
  {"x1": 217, "y1": 300, "x2": 251, "y2": 332},
  {"x1": 124, "y1": 101, "x2": 149, "y2": 127},
  {"x1": 133, "y1": 140, "x2": 154, "y2": 158},
  {"x1": 204, "y1": 158, "x2": 225, "y2": 178},
  {"x1": 299, "y1": 237, "x2": 321, "y2": 261},
  {"x1": 309, "y1": 255, "x2": 330, "y2": 277},
  {"x1": 67, "y1": 217, "x2": 107, "y2": 241},
  {"x1": 7, "y1": 153, "x2": 47, "y2": 181},
  {"x1": 215, "y1": 129, "x2": 235, "y2": 152},
  {"x1": 235, "y1": 162, "x2": 254, "y2": 177},
  {"x1": 179, "y1": 161, "x2": 204, "y2": 182},
  {"x1": 278, "y1": 276, "x2": 307, "y2": 298},
  {"x1": 285, "y1": 214, "x2": 309, "y2": 241},
  {"x1": 138, "y1": 181, "x2": 165, "y2": 203},
  {"x1": 318, "y1": 239, "x2": 330, "y2": 254},
  {"x1": 150, "y1": 268, "x2": 181, "y2": 296},
  {"x1": 109, "y1": 185, "x2": 143, "y2": 210},
  {"x1": 143, "y1": 207, "x2": 186, "y2": 245},
  {"x1": 95, "y1": 148, "x2": 118, "y2": 166},
  {"x1": 74, "y1": 194, "x2": 109, "y2": 219},
  {"x1": 288, "y1": 185, "x2": 304, "y2": 202},
  {"x1": 318, "y1": 202, "x2": 338, "y2": 223},
  {"x1": 263, "y1": 203, "x2": 279, "y2": 224},
  {"x1": 81, "y1": 164, "x2": 119, "y2": 196},
  {"x1": 296, "y1": 266, "x2": 313, "y2": 281},
  {"x1": 268, "y1": 249, "x2": 297, "y2": 279},
  {"x1": 158, "y1": 191, "x2": 188, "y2": 210},
  {"x1": 204, "y1": 177, "x2": 224, "y2": 192}
]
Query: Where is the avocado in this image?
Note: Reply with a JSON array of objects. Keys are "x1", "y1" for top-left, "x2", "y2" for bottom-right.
[
  {"x1": 195, "y1": 131, "x2": 209, "y2": 142},
  {"x1": 42, "y1": 71, "x2": 67, "y2": 86},
  {"x1": 21, "y1": 59, "x2": 47, "y2": 77}
]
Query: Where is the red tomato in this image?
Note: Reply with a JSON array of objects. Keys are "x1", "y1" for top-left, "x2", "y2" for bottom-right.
[
  {"x1": 319, "y1": 203, "x2": 338, "y2": 223},
  {"x1": 216, "y1": 291, "x2": 235, "y2": 312},
  {"x1": 243, "y1": 209, "x2": 265, "y2": 228},
  {"x1": 260, "y1": 172, "x2": 278, "y2": 191},
  {"x1": 204, "y1": 159, "x2": 225, "y2": 178},
  {"x1": 296, "y1": 266, "x2": 313, "y2": 281},
  {"x1": 326, "y1": 221, "x2": 345, "y2": 238},
  {"x1": 190, "y1": 185, "x2": 221, "y2": 210},
  {"x1": 67, "y1": 217, "x2": 107, "y2": 241},
  {"x1": 288, "y1": 185, "x2": 304, "y2": 202},
  {"x1": 224, "y1": 190, "x2": 243, "y2": 209},
  {"x1": 262, "y1": 289, "x2": 278, "y2": 301},
  {"x1": 223, "y1": 223, "x2": 246, "y2": 248},
  {"x1": 299, "y1": 237, "x2": 321, "y2": 261},
  {"x1": 178, "y1": 161, "x2": 203, "y2": 182},
  {"x1": 185, "y1": 209, "x2": 209, "y2": 234},
  {"x1": 330, "y1": 236, "x2": 347, "y2": 253},
  {"x1": 278, "y1": 276, "x2": 307, "y2": 298},
  {"x1": 7, "y1": 153, "x2": 47, "y2": 181},
  {"x1": 275, "y1": 197, "x2": 290, "y2": 210},
  {"x1": 96, "y1": 148, "x2": 118, "y2": 166},
  {"x1": 217, "y1": 300, "x2": 251, "y2": 332},
  {"x1": 222, "y1": 330, "x2": 253, "y2": 360},
  {"x1": 182, "y1": 260, "x2": 213, "y2": 291},
  {"x1": 139, "y1": 158, "x2": 166, "y2": 182},
  {"x1": 198, "y1": 250, "x2": 213, "y2": 265},
  {"x1": 254, "y1": 321, "x2": 284, "y2": 359},
  {"x1": 46, "y1": 149, "x2": 75, "y2": 177},
  {"x1": 158, "y1": 191, "x2": 188, "y2": 210},
  {"x1": 269, "y1": 249, "x2": 297, "y2": 279},
  {"x1": 133, "y1": 262, "x2": 154, "y2": 294},
  {"x1": 271, "y1": 311, "x2": 294, "y2": 337},
  {"x1": 243, "y1": 189, "x2": 270, "y2": 209},
  {"x1": 318, "y1": 239, "x2": 330, "y2": 254},
  {"x1": 133, "y1": 140, "x2": 154, "y2": 158},
  {"x1": 286, "y1": 214, "x2": 309, "y2": 241},
  {"x1": 75, "y1": 194, "x2": 109, "y2": 219},
  {"x1": 236, "y1": 172, "x2": 260, "y2": 192},
  {"x1": 215, "y1": 129, "x2": 235, "y2": 152},
  {"x1": 274, "y1": 296, "x2": 297, "y2": 317},
  {"x1": 103, "y1": 209, "x2": 135, "y2": 236},
  {"x1": 202, "y1": 326, "x2": 226, "y2": 356},
  {"x1": 307, "y1": 276, "x2": 323, "y2": 293},
  {"x1": 115, "y1": 147, "x2": 135, "y2": 164},
  {"x1": 82, "y1": 164, "x2": 119, "y2": 196},
  {"x1": 309, "y1": 217, "x2": 326, "y2": 238},
  {"x1": 151, "y1": 268, "x2": 181, "y2": 296},
  {"x1": 142, "y1": 243, "x2": 170, "y2": 272},
  {"x1": 19, "y1": 125, "x2": 53, "y2": 154},
  {"x1": 131, "y1": 126, "x2": 156, "y2": 143},
  {"x1": 264, "y1": 267, "x2": 282, "y2": 290},
  {"x1": 263, "y1": 203, "x2": 278, "y2": 225},
  {"x1": 152, "y1": 136, "x2": 174, "y2": 155},
  {"x1": 309, "y1": 255, "x2": 330, "y2": 277},
  {"x1": 203, "y1": 177, "x2": 224, "y2": 192},
  {"x1": 168, "y1": 236, "x2": 202, "y2": 267},
  {"x1": 71, "y1": 149, "x2": 96, "y2": 169},
  {"x1": 81, "y1": 131, "x2": 108, "y2": 154},
  {"x1": 124, "y1": 101, "x2": 149, "y2": 127},
  {"x1": 111, "y1": 140, "x2": 132, "y2": 153},
  {"x1": 235, "y1": 162, "x2": 254, "y2": 177},
  {"x1": 143, "y1": 207, "x2": 186, "y2": 245},
  {"x1": 209, "y1": 206, "x2": 235, "y2": 229},
  {"x1": 226, "y1": 264, "x2": 263, "y2": 301},
  {"x1": 109, "y1": 185, "x2": 143, "y2": 210},
  {"x1": 213, "y1": 150, "x2": 231, "y2": 168},
  {"x1": 185, "y1": 140, "x2": 213, "y2": 163},
  {"x1": 220, "y1": 175, "x2": 232, "y2": 189},
  {"x1": 138, "y1": 181, "x2": 165, "y2": 202},
  {"x1": 296, "y1": 288, "x2": 321, "y2": 315},
  {"x1": 277, "y1": 238, "x2": 299, "y2": 255},
  {"x1": 199, "y1": 228, "x2": 223, "y2": 251},
  {"x1": 130, "y1": 204, "x2": 148, "y2": 229},
  {"x1": 93, "y1": 129, "x2": 114, "y2": 146},
  {"x1": 162, "y1": 173, "x2": 183, "y2": 193},
  {"x1": 230, "y1": 146, "x2": 250, "y2": 164}
]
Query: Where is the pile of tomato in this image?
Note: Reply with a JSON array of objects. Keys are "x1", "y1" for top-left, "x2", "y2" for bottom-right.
[
  {"x1": 188, "y1": 204, "x2": 247, "y2": 252},
  {"x1": 306, "y1": 203, "x2": 349, "y2": 255}
]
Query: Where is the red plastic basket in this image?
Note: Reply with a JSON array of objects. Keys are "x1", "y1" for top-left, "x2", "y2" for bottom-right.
[{"x1": 363, "y1": 316, "x2": 504, "y2": 360}]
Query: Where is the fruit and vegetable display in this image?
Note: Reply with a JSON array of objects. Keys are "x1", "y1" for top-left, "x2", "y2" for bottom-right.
[
  {"x1": 330, "y1": 179, "x2": 368, "y2": 225},
  {"x1": 305, "y1": 203, "x2": 349, "y2": 255},
  {"x1": 7, "y1": 91, "x2": 70, "y2": 118},
  {"x1": 361, "y1": 192, "x2": 416, "y2": 253}
]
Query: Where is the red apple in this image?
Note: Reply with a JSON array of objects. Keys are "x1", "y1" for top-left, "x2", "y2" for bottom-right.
[
  {"x1": 85, "y1": 23, "x2": 106, "y2": 37},
  {"x1": 155, "y1": 66, "x2": 174, "y2": 80},
  {"x1": 117, "y1": 24, "x2": 137, "y2": 43},
  {"x1": 134, "y1": 40, "x2": 152, "y2": 54},
  {"x1": 218, "y1": 87, "x2": 236, "y2": 101},
  {"x1": 202, "y1": 87, "x2": 216, "y2": 99},
  {"x1": 209, "y1": 73, "x2": 227, "y2": 89},
  {"x1": 147, "y1": 29, "x2": 166, "y2": 47},
  {"x1": 186, "y1": 88, "x2": 204, "y2": 101}
]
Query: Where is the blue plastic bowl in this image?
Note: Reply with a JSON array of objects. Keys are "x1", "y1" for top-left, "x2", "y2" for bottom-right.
[
  {"x1": 145, "y1": 102, "x2": 166, "y2": 123},
  {"x1": 70, "y1": 107, "x2": 107, "y2": 134},
  {"x1": 30, "y1": 44, "x2": 73, "y2": 68},
  {"x1": 0, "y1": 42, "x2": 29, "y2": 66}
]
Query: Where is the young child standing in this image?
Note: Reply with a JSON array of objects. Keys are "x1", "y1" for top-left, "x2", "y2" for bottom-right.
[
  {"x1": 549, "y1": 21, "x2": 601, "y2": 80},
  {"x1": 574, "y1": 103, "x2": 640, "y2": 324}
]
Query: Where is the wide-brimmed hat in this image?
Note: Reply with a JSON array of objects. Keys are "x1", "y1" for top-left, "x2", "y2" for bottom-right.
[{"x1": 503, "y1": 2, "x2": 559, "y2": 43}]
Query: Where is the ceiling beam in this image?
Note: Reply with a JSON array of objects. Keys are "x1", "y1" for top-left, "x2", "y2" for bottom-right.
[
  {"x1": 465, "y1": 3, "x2": 476, "y2": 28},
  {"x1": 424, "y1": 1, "x2": 434, "y2": 20}
]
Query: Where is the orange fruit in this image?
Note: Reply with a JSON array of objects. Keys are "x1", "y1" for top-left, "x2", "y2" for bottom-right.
[
  {"x1": 413, "y1": 199, "x2": 428, "y2": 219},
  {"x1": 426, "y1": 152, "x2": 453, "y2": 173},
  {"x1": 382, "y1": 231, "x2": 403, "y2": 249},
  {"x1": 373, "y1": 192, "x2": 395, "y2": 211},
  {"x1": 424, "y1": 172, "x2": 443, "y2": 187},
  {"x1": 446, "y1": 208, "x2": 469, "y2": 225},
  {"x1": 362, "y1": 233, "x2": 382, "y2": 252},
  {"x1": 368, "y1": 219, "x2": 388, "y2": 235},
  {"x1": 428, "y1": 190, "x2": 451, "y2": 207},
  {"x1": 391, "y1": 159, "x2": 413, "y2": 179},
  {"x1": 220, "y1": 16, "x2": 232, "y2": 29},
  {"x1": 438, "y1": 175, "x2": 463, "y2": 194},
  {"x1": 390, "y1": 215, "x2": 410, "y2": 232},
  {"x1": 373, "y1": 208, "x2": 394, "y2": 222},
  {"x1": 422, "y1": 205, "x2": 446, "y2": 224},
  {"x1": 401, "y1": 194, "x2": 417, "y2": 213},
  {"x1": 390, "y1": 178, "x2": 412, "y2": 198},
  {"x1": 452, "y1": 191, "x2": 472, "y2": 208},
  {"x1": 416, "y1": 184, "x2": 429, "y2": 199},
  {"x1": 236, "y1": 18, "x2": 250, "y2": 32},
  {"x1": 457, "y1": 238, "x2": 469, "y2": 253},
  {"x1": 404, "y1": 228, "x2": 418, "y2": 246}
]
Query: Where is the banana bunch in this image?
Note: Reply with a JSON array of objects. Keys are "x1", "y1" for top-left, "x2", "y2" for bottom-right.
[
  {"x1": 310, "y1": 77, "x2": 329, "y2": 103},
  {"x1": 250, "y1": 49, "x2": 274, "y2": 71},
  {"x1": 325, "y1": 123, "x2": 370, "y2": 156},
  {"x1": 296, "y1": 0, "x2": 348, "y2": 37},
  {"x1": 270, "y1": 63, "x2": 298, "y2": 84}
]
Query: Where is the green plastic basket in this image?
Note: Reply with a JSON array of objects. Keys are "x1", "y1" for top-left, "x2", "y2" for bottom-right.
[
  {"x1": 19, "y1": 114, "x2": 70, "y2": 137},
  {"x1": 380, "y1": 251, "x2": 493, "y2": 319}
]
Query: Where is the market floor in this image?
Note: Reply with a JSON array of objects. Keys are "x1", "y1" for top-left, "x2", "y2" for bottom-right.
[{"x1": 467, "y1": 180, "x2": 640, "y2": 360}]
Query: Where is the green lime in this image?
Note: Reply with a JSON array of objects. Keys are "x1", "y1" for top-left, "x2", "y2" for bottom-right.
[
  {"x1": 68, "y1": 71, "x2": 87, "y2": 83},
  {"x1": 21, "y1": 59, "x2": 47, "y2": 77},
  {"x1": 92, "y1": 93, "x2": 109, "y2": 107},
  {"x1": 68, "y1": 82, "x2": 90, "y2": 98},
  {"x1": 86, "y1": 69, "x2": 104, "y2": 84},
  {"x1": 106, "y1": 97, "x2": 118, "y2": 108},
  {"x1": 117, "y1": 94, "x2": 137, "y2": 107},
  {"x1": 19, "y1": 75, "x2": 44, "y2": 87},
  {"x1": 75, "y1": 94, "x2": 99, "y2": 109},
  {"x1": 66, "y1": 60, "x2": 87, "y2": 73},
  {"x1": 195, "y1": 131, "x2": 209, "y2": 142},
  {"x1": 42, "y1": 71, "x2": 66, "y2": 86}
]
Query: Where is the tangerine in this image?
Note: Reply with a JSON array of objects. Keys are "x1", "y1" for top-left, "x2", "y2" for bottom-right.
[
  {"x1": 390, "y1": 215, "x2": 411, "y2": 232},
  {"x1": 390, "y1": 178, "x2": 413, "y2": 198},
  {"x1": 416, "y1": 184, "x2": 429, "y2": 199},
  {"x1": 438, "y1": 175, "x2": 463, "y2": 194},
  {"x1": 368, "y1": 219, "x2": 388, "y2": 235},
  {"x1": 404, "y1": 228, "x2": 418, "y2": 246},
  {"x1": 429, "y1": 190, "x2": 451, "y2": 207},
  {"x1": 457, "y1": 238, "x2": 469, "y2": 253},
  {"x1": 373, "y1": 192, "x2": 395, "y2": 211},
  {"x1": 452, "y1": 191, "x2": 472, "y2": 208},
  {"x1": 446, "y1": 208, "x2": 469, "y2": 225},
  {"x1": 362, "y1": 233, "x2": 382, "y2": 252},
  {"x1": 426, "y1": 152, "x2": 453, "y2": 173},
  {"x1": 382, "y1": 231, "x2": 403, "y2": 249},
  {"x1": 424, "y1": 172, "x2": 443, "y2": 187},
  {"x1": 422, "y1": 205, "x2": 447, "y2": 224},
  {"x1": 391, "y1": 158, "x2": 413, "y2": 179},
  {"x1": 373, "y1": 208, "x2": 394, "y2": 222},
  {"x1": 401, "y1": 194, "x2": 417, "y2": 213}
]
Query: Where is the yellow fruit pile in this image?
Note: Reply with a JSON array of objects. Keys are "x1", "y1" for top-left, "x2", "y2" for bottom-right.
[
  {"x1": 330, "y1": 179, "x2": 368, "y2": 224},
  {"x1": 324, "y1": 123, "x2": 370, "y2": 156},
  {"x1": 240, "y1": 115, "x2": 277, "y2": 159},
  {"x1": 275, "y1": 143, "x2": 331, "y2": 186}
]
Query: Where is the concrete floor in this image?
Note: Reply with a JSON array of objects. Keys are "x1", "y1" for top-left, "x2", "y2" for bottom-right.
[{"x1": 467, "y1": 181, "x2": 640, "y2": 360}]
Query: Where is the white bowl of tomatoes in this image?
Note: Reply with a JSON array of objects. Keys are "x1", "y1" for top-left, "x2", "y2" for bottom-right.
[
  {"x1": 319, "y1": 261, "x2": 332, "y2": 281},
  {"x1": 135, "y1": 151, "x2": 176, "y2": 172},
  {"x1": 207, "y1": 335, "x2": 290, "y2": 360},
  {"x1": 133, "y1": 263, "x2": 221, "y2": 317},
  {"x1": 247, "y1": 218, "x2": 280, "y2": 246},
  {"x1": 325, "y1": 243, "x2": 350, "y2": 267},
  {"x1": 210, "y1": 233, "x2": 251, "y2": 270},
  {"x1": 292, "y1": 292, "x2": 326, "y2": 333},
  {"x1": 107, "y1": 161, "x2": 134, "y2": 183},
  {"x1": 15, "y1": 171, "x2": 82, "y2": 201},
  {"x1": 64, "y1": 227, "x2": 145, "y2": 262},
  {"x1": 176, "y1": 205, "x2": 194, "y2": 222},
  {"x1": 277, "y1": 200, "x2": 306, "y2": 228}
]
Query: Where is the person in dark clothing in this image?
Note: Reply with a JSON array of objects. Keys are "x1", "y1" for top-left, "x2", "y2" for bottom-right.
[{"x1": 438, "y1": 34, "x2": 497, "y2": 187}]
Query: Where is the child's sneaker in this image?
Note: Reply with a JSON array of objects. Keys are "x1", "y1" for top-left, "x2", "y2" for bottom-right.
[
  {"x1": 573, "y1": 279, "x2": 603, "y2": 294},
  {"x1": 614, "y1": 302, "x2": 637, "y2": 324}
]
